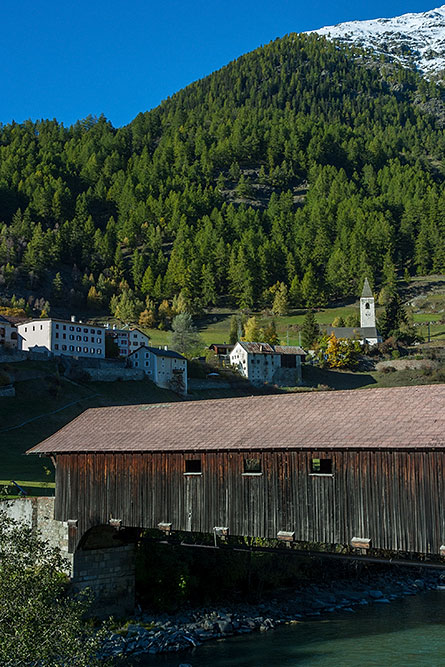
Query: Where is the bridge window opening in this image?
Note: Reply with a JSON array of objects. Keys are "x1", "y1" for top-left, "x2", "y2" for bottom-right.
[
  {"x1": 311, "y1": 458, "x2": 332, "y2": 474},
  {"x1": 184, "y1": 458, "x2": 202, "y2": 474},
  {"x1": 243, "y1": 457, "x2": 262, "y2": 474}
]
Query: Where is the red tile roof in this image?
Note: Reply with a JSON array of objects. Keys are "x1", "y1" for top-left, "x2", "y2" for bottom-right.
[{"x1": 27, "y1": 385, "x2": 445, "y2": 455}]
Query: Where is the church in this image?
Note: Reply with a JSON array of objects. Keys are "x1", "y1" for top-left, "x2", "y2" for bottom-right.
[{"x1": 326, "y1": 278, "x2": 382, "y2": 346}]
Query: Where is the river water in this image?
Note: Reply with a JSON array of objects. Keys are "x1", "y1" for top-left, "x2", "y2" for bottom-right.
[{"x1": 130, "y1": 590, "x2": 445, "y2": 666}]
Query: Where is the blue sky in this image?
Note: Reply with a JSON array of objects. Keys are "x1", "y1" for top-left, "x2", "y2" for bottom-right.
[{"x1": 1, "y1": 1, "x2": 438, "y2": 127}]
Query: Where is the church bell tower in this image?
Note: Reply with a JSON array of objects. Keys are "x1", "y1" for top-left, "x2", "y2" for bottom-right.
[{"x1": 360, "y1": 278, "x2": 375, "y2": 329}]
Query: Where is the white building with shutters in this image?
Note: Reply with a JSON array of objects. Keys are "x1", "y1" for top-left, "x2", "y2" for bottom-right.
[{"x1": 17, "y1": 318, "x2": 105, "y2": 358}]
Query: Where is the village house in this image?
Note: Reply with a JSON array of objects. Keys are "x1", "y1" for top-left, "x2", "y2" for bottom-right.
[
  {"x1": 17, "y1": 317, "x2": 106, "y2": 359},
  {"x1": 326, "y1": 278, "x2": 382, "y2": 346},
  {"x1": 208, "y1": 343, "x2": 234, "y2": 362},
  {"x1": 229, "y1": 341, "x2": 305, "y2": 385},
  {"x1": 104, "y1": 325, "x2": 150, "y2": 357},
  {"x1": 127, "y1": 345, "x2": 187, "y2": 394},
  {"x1": 0, "y1": 314, "x2": 19, "y2": 349}
]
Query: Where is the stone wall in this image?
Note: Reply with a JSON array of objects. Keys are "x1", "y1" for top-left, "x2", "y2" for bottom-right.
[
  {"x1": 84, "y1": 367, "x2": 145, "y2": 382},
  {"x1": 1, "y1": 497, "x2": 72, "y2": 569},
  {"x1": 73, "y1": 544, "x2": 135, "y2": 617},
  {"x1": 1, "y1": 498, "x2": 136, "y2": 616}
]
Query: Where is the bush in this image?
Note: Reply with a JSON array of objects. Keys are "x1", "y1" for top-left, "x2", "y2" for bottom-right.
[{"x1": 0, "y1": 510, "x2": 110, "y2": 665}]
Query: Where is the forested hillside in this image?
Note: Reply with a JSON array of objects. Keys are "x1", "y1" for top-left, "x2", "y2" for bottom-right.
[{"x1": 1, "y1": 33, "x2": 445, "y2": 321}]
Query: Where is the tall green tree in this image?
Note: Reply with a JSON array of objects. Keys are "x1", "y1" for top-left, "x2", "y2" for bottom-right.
[
  {"x1": 301, "y1": 310, "x2": 320, "y2": 349},
  {"x1": 170, "y1": 312, "x2": 202, "y2": 355}
]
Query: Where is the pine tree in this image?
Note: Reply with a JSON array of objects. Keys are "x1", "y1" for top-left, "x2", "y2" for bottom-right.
[
  {"x1": 170, "y1": 312, "x2": 202, "y2": 355},
  {"x1": 301, "y1": 265, "x2": 319, "y2": 308},
  {"x1": 272, "y1": 282, "x2": 289, "y2": 316},
  {"x1": 201, "y1": 263, "x2": 217, "y2": 307},
  {"x1": 242, "y1": 316, "x2": 262, "y2": 342},
  {"x1": 139, "y1": 308, "x2": 156, "y2": 328},
  {"x1": 289, "y1": 275, "x2": 302, "y2": 308},
  {"x1": 141, "y1": 266, "x2": 155, "y2": 296},
  {"x1": 52, "y1": 272, "x2": 63, "y2": 299},
  {"x1": 301, "y1": 310, "x2": 320, "y2": 349},
  {"x1": 262, "y1": 319, "x2": 279, "y2": 345},
  {"x1": 87, "y1": 285, "x2": 101, "y2": 310},
  {"x1": 229, "y1": 315, "x2": 239, "y2": 344},
  {"x1": 131, "y1": 249, "x2": 145, "y2": 290}
]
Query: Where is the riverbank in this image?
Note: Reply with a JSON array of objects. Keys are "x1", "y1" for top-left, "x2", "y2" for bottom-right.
[{"x1": 101, "y1": 568, "x2": 445, "y2": 660}]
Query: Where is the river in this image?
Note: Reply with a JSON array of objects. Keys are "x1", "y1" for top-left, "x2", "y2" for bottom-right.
[{"x1": 128, "y1": 590, "x2": 445, "y2": 666}]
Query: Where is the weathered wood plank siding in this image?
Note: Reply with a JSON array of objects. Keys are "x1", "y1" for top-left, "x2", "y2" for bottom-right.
[{"x1": 54, "y1": 450, "x2": 445, "y2": 555}]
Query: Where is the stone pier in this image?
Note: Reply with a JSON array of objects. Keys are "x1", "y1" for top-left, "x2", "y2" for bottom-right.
[{"x1": 1, "y1": 497, "x2": 136, "y2": 617}]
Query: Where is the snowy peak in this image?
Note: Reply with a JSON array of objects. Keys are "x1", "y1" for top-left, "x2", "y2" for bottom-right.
[{"x1": 308, "y1": 6, "x2": 445, "y2": 76}]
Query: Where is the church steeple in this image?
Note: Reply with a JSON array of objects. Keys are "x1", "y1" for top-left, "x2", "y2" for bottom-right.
[
  {"x1": 360, "y1": 278, "x2": 375, "y2": 329},
  {"x1": 361, "y1": 278, "x2": 373, "y2": 299}
]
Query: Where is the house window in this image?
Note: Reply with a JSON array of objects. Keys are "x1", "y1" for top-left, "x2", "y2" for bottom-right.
[
  {"x1": 76, "y1": 346, "x2": 81, "y2": 352},
  {"x1": 311, "y1": 458, "x2": 333, "y2": 474},
  {"x1": 55, "y1": 324, "x2": 59, "y2": 329},
  {"x1": 83, "y1": 336, "x2": 88, "y2": 342},
  {"x1": 70, "y1": 326, "x2": 74, "y2": 331},
  {"x1": 62, "y1": 334, "x2": 66, "y2": 339},
  {"x1": 243, "y1": 457, "x2": 262, "y2": 474},
  {"x1": 184, "y1": 459, "x2": 202, "y2": 474},
  {"x1": 54, "y1": 344, "x2": 59, "y2": 350},
  {"x1": 55, "y1": 333, "x2": 59, "y2": 338},
  {"x1": 76, "y1": 327, "x2": 81, "y2": 332},
  {"x1": 62, "y1": 345, "x2": 67, "y2": 351},
  {"x1": 69, "y1": 334, "x2": 74, "y2": 340},
  {"x1": 83, "y1": 328, "x2": 88, "y2": 333},
  {"x1": 97, "y1": 338, "x2": 101, "y2": 344},
  {"x1": 91, "y1": 329, "x2": 95, "y2": 334},
  {"x1": 63, "y1": 325, "x2": 66, "y2": 330},
  {"x1": 83, "y1": 347, "x2": 88, "y2": 353}
]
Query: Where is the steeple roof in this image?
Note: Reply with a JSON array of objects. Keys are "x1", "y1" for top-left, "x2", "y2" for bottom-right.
[{"x1": 361, "y1": 278, "x2": 373, "y2": 298}]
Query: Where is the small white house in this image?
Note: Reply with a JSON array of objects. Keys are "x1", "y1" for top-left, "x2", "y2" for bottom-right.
[
  {"x1": 0, "y1": 315, "x2": 19, "y2": 349},
  {"x1": 17, "y1": 317, "x2": 105, "y2": 359},
  {"x1": 105, "y1": 325, "x2": 150, "y2": 357},
  {"x1": 128, "y1": 346, "x2": 187, "y2": 394},
  {"x1": 230, "y1": 342, "x2": 304, "y2": 385}
]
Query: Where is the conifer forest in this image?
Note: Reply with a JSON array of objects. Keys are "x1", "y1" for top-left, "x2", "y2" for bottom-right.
[{"x1": 1, "y1": 34, "x2": 445, "y2": 319}]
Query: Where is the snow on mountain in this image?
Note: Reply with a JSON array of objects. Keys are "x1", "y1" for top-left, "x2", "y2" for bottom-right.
[{"x1": 308, "y1": 6, "x2": 445, "y2": 77}]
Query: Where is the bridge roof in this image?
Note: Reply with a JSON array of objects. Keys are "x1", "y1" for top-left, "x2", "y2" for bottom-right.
[{"x1": 27, "y1": 384, "x2": 445, "y2": 454}]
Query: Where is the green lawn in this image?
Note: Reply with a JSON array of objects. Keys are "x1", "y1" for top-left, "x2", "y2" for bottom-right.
[{"x1": 141, "y1": 305, "x2": 363, "y2": 348}]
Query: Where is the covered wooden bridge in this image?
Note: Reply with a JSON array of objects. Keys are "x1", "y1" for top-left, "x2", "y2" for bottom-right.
[{"x1": 28, "y1": 384, "x2": 445, "y2": 557}]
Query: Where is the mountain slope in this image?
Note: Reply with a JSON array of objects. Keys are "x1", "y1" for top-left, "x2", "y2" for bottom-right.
[
  {"x1": 309, "y1": 6, "x2": 445, "y2": 77},
  {"x1": 1, "y1": 33, "x2": 445, "y2": 321}
]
